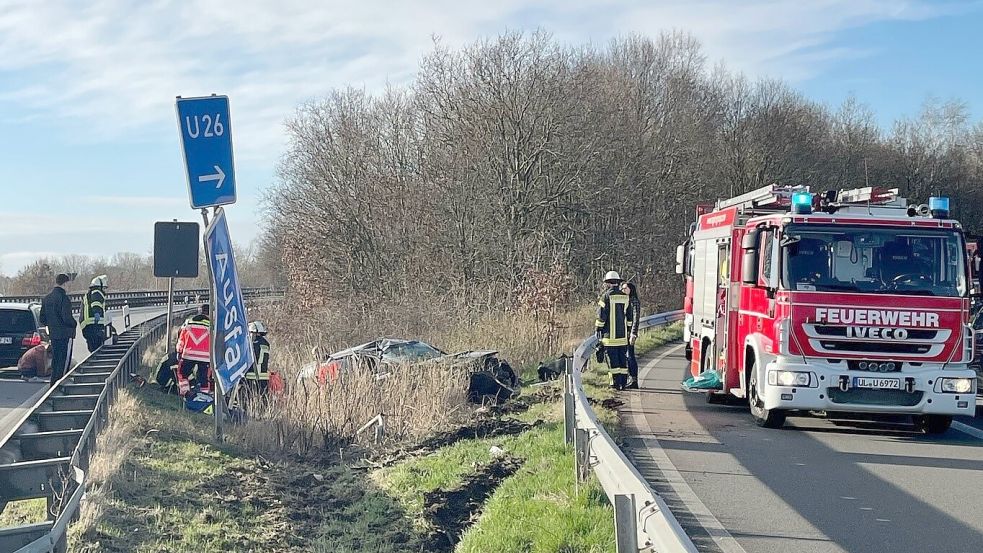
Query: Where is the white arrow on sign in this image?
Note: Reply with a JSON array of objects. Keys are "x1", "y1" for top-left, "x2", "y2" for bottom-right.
[{"x1": 198, "y1": 165, "x2": 226, "y2": 188}]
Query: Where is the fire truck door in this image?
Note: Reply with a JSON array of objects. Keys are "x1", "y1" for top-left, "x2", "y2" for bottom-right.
[{"x1": 714, "y1": 242, "x2": 730, "y2": 374}]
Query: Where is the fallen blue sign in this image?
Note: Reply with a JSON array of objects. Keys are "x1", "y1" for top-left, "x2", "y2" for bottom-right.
[{"x1": 204, "y1": 207, "x2": 253, "y2": 392}]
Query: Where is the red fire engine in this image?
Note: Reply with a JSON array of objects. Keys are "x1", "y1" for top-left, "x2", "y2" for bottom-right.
[{"x1": 676, "y1": 184, "x2": 976, "y2": 432}]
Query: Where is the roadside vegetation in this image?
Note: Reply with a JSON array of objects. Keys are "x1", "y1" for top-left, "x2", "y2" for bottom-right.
[{"x1": 66, "y1": 303, "x2": 683, "y2": 553}]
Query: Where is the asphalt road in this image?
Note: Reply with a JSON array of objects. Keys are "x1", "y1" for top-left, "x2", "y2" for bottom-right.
[
  {"x1": 623, "y1": 345, "x2": 983, "y2": 553},
  {"x1": 0, "y1": 305, "x2": 170, "y2": 438}
]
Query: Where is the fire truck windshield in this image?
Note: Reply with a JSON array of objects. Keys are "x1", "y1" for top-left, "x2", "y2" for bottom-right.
[{"x1": 780, "y1": 225, "x2": 967, "y2": 297}]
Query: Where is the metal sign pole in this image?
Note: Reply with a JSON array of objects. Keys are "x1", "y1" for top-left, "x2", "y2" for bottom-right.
[
  {"x1": 201, "y1": 207, "x2": 224, "y2": 443},
  {"x1": 165, "y1": 277, "x2": 175, "y2": 353}
]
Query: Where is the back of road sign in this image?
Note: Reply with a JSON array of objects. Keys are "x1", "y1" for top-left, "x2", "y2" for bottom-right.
[
  {"x1": 154, "y1": 221, "x2": 200, "y2": 278},
  {"x1": 176, "y1": 95, "x2": 237, "y2": 209}
]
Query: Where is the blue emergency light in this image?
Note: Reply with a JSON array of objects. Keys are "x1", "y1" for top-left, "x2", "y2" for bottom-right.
[
  {"x1": 929, "y1": 196, "x2": 950, "y2": 219},
  {"x1": 791, "y1": 191, "x2": 813, "y2": 214}
]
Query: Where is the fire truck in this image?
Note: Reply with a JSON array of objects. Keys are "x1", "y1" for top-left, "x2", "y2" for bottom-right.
[{"x1": 676, "y1": 184, "x2": 976, "y2": 432}]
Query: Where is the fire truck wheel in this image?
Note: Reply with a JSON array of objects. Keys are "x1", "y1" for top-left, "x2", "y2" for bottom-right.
[
  {"x1": 914, "y1": 415, "x2": 952, "y2": 435},
  {"x1": 748, "y1": 364, "x2": 786, "y2": 429}
]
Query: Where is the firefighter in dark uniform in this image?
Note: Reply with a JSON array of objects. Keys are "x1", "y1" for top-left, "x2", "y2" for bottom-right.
[
  {"x1": 621, "y1": 281, "x2": 641, "y2": 389},
  {"x1": 244, "y1": 321, "x2": 271, "y2": 395},
  {"x1": 596, "y1": 271, "x2": 633, "y2": 390},
  {"x1": 80, "y1": 275, "x2": 108, "y2": 353}
]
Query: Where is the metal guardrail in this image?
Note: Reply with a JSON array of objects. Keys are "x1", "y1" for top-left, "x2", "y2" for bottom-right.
[
  {"x1": 0, "y1": 287, "x2": 284, "y2": 313},
  {"x1": 563, "y1": 309, "x2": 695, "y2": 553},
  {"x1": 0, "y1": 308, "x2": 194, "y2": 553}
]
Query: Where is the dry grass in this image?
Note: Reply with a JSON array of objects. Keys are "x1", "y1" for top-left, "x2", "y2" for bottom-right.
[
  {"x1": 234, "y1": 357, "x2": 470, "y2": 457},
  {"x1": 235, "y1": 297, "x2": 597, "y2": 458},
  {"x1": 70, "y1": 390, "x2": 143, "y2": 541}
]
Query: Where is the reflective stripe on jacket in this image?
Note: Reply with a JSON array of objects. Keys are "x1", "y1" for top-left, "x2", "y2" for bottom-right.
[
  {"x1": 177, "y1": 316, "x2": 211, "y2": 362},
  {"x1": 80, "y1": 288, "x2": 106, "y2": 329},
  {"x1": 595, "y1": 286, "x2": 633, "y2": 347},
  {"x1": 246, "y1": 337, "x2": 271, "y2": 381}
]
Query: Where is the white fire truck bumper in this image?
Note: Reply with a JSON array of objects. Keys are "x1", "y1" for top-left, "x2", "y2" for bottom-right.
[{"x1": 760, "y1": 359, "x2": 977, "y2": 416}]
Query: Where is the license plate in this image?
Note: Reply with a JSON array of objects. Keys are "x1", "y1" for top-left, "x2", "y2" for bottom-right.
[
  {"x1": 0, "y1": 337, "x2": 11, "y2": 345},
  {"x1": 853, "y1": 377, "x2": 901, "y2": 390}
]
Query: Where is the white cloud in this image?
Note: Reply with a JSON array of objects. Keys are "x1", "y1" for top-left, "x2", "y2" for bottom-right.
[
  {"x1": 0, "y1": 251, "x2": 71, "y2": 276},
  {"x1": 0, "y1": 0, "x2": 962, "y2": 168},
  {"x1": 83, "y1": 195, "x2": 187, "y2": 208}
]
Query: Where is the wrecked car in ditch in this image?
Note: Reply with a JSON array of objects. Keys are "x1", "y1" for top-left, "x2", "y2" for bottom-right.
[{"x1": 297, "y1": 338, "x2": 519, "y2": 403}]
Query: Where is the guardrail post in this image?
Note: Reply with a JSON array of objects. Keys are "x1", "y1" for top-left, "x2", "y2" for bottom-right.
[
  {"x1": 575, "y1": 428, "x2": 589, "y2": 483},
  {"x1": 563, "y1": 357, "x2": 575, "y2": 445},
  {"x1": 614, "y1": 494, "x2": 639, "y2": 553}
]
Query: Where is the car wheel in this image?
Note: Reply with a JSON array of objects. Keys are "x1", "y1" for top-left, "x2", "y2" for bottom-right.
[
  {"x1": 748, "y1": 362, "x2": 786, "y2": 429},
  {"x1": 914, "y1": 415, "x2": 952, "y2": 435}
]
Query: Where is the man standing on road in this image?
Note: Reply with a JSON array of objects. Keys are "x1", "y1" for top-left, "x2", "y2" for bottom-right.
[
  {"x1": 39, "y1": 273, "x2": 77, "y2": 386},
  {"x1": 595, "y1": 271, "x2": 634, "y2": 390},
  {"x1": 80, "y1": 275, "x2": 108, "y2": 353}
]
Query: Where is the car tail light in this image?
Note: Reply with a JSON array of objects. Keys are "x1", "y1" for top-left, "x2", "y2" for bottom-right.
[{"x1": 21, "y1": 332, "x2": 41, "y2": 347}]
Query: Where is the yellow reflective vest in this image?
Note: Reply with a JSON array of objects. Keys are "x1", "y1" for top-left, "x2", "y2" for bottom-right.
[
  {"x1": 595, "y1": 286, "x2": 633, "y2": 347},
  {"x1": 246, "y1": 336, "x2": 271, "y2": 381},
  {"x1": 80, "y1": 288, "x2": 106, "y2": 330}
]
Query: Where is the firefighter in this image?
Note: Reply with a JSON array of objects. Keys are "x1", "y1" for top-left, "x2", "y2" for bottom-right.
[
  {"x1": 244, "y1": 321, "x2": 272, "y2": 396},
  {"x1": 620, "y1": 281, "x2": 641, "y2": 389},
  {"x1": 175, "y1": 304, "x2": 211, "y2": 397},
  {"x1": 596, "y1": 271, "x2": 633, "y2": 390},
  {"x1": 152, "y1": 351, "x2": 180, "y2": 393},
  {"x1": 80, "y1": 275, "x2": 108, "y2": 353}
]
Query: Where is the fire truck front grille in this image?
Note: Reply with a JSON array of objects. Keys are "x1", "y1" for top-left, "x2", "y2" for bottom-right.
[
  {"x1": 818, "y1": 341, "x2": 932, "y2": 355},
  {"x1": 813, "y1": 326, "x2": 938, "y2": 340},
  {"x1": 827, "y1": 388, "x2": 924, "y2": 407}
]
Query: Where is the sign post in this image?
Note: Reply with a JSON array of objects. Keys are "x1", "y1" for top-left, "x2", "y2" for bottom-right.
[{"x1": 176, "y1": 94, "x2": 240, "y2": 442}]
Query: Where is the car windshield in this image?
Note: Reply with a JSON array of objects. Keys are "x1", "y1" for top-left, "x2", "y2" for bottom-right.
[
  {"x1": 382, "y1": 341, "x2": 442, "y2": 363},
  {"x1": 781, "y1": 225, "x2": 966, "y2": 297},
  {"x1": 0, "y1": 309, "x2": 36, "y2": 333}
]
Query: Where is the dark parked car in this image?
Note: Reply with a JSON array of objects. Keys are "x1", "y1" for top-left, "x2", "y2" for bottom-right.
[
  {"x1": 0, "y1": 303, "x2": 48, "y2": 367},
  {"x1": 299, "y1": 338, "x2": 519, "y2": 402}
]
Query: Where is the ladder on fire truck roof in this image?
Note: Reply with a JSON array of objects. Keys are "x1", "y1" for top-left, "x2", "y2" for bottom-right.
[
  {"x1": 715, "y1": 183, "x2": 807, "y2": 211},
  {"x1": 715, "y1": 183, "x2": 903, "y2": 212}
]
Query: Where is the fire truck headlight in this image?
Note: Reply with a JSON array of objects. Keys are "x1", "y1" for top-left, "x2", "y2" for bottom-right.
[
  {"x1": 769, "y1": 370, "x2": 811, "y2": 387},
  {"x1": 940, "y1": 377, "x2": 974, "y2": 394}
]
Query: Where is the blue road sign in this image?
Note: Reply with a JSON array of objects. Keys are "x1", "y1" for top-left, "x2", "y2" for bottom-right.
[
  {"x1": 176, "y1": 95, "x2": 237, "y2": 209},
  {"x1": 204, "y1": 207, "x2": 254, "y2": 392}
]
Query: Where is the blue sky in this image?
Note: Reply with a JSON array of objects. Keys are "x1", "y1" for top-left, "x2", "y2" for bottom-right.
[{"x1": 0, "y1": 0, "x2": 980, "y2": 275}]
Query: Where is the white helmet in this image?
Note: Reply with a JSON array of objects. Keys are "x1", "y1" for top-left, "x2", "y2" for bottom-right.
[
  {"x1": 603, "y1": 270, "x2": 623, "y2": 283},
  {"x1": 90, "y1": 275, "x2": 108, "y2": 288},
  {"x1": 248, "y1": 321, "x2": 267, "y2": 335}
]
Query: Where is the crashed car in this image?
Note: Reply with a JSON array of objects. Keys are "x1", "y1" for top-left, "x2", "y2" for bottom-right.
[{"x1": 298, "y1": 338, "x2": 519, "y2": 402}]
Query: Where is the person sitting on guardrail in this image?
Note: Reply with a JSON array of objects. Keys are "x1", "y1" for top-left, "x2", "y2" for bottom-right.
[
  {"x1": 17, "y1": 342, "x2": 51, "y2": 383},
  {"x1": 595, "y1": 271, "x2": 634, "y2": 390},
  {"x1": 80, "y1": 275, "x2": 108, "y2": 353},
  {"x1": 620, "y1": 281, "x2": 641, "y2": 390},
  {"x1": 176, "y1": 303, "x2": 211, "y2": 397}
]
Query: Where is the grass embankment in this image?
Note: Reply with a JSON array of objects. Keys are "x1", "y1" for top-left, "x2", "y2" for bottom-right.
[
  {"x1": 70, "y1": 350, "x2": 427, "y2": 553},
  {"x1": 374, "y1": 321, "x2": 684, "y2": 553},
  {"x1": 66, "y1": 315, "x2": 683, "y2": 552}
]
